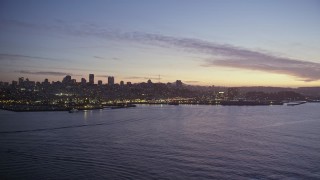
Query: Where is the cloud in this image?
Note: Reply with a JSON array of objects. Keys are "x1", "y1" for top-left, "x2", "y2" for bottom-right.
[
  {"x1": 124, "y1": 76, "x2": 160, "y2": 80},
  {"x1": 205, "y1": 57, "x2": 320, "y2": 82},
  {"x1": 93, "y1": 56, "x2": 107, "y2": 60},
  {"x1": 125, "y1": 76, "x2": 149, "y2": 80},
  {"x1": 0, "y1": 53, "x2": 65, "y2": 62},
  {"x1": 96, "y1": 75, "x2": 112, "y2": 78},
  {"x1": 93, "y1": 56, "x2": 119, "y2": 61},
  {"x1": 117, "y1": 33, "x2": 320, "y2": 81},
  {"x1": 2, "y1": 19, "x2": 320, "y2": 81},
  {"x1": 185, "y1": 81, "x2": 200, "y2": 83},
  {"x1": 17, "y1": 70, "x2": 76, "y2": 76}
]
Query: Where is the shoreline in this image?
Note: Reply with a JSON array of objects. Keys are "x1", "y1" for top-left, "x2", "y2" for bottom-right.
[{"x1": 0, "y1": 100, "x2": 294, "y2": 112}]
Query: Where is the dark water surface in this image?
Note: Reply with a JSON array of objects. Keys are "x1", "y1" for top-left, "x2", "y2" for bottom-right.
[{"x1": 1, "y1": 104, "x2": 320, "y2": 179}]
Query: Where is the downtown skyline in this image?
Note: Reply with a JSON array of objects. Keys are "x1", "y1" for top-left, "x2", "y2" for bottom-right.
[{"x1": 1, "y1": 0, "x2": 320, "y2": 87}]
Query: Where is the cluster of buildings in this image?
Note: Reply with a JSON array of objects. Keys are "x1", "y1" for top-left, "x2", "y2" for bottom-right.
[
  {"x1": 62, "y1": 74, "x2": 116, "y2": 86},
  {"x1": 0, "y1": 73, "x2": 314, "y2": 110},
  {"x1": 0, "y1": 74, "x2": 129, "y2": 91},
  {"x1": 0, "y1": 73, "x2": 188, "y2": 105},
  {"x1": 0, "y1": 73, "x2": 184, "y2": 90},
  {"x1": 45, "y1": 74, "x2": 119, "y2": 86}
]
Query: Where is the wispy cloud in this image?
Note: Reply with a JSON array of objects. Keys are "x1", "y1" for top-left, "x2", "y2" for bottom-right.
[
  {"x1": 94, "y1": 56, "x2": 119, "y2": 61},
  {"x1": 17, "y1": 70, "x2": 77, "y2": 76},
  {"x1": 185, "y1": 81, "x2": 200, "y2": 83},
  {"x1": 205, "y1": 58, "x2": 320, "y2": 82},
  {"x1": 96, "y1": 75, "x2": 112, "y2": 78},
  {"x1": 2, "y1": 19, "x2": 320, "y2": 81},
  {"x1": 0, "y1": 53, "x2": 65, "y2": 62},
  {"x1": 124, "y1": 76, "x2": 149, "y2": 80},
  {"x1": 125, "y1": 76, "x2": 159, "y2": 80},
  {"x1": 93, "y1": 56, "x2": 106, "y2": 60},
  {"x1": 112, "y1": 57, "x2": 120, "y2": 61},
  {"x1": 118, "y1": 33, "x2": 320, "y2": 82}
]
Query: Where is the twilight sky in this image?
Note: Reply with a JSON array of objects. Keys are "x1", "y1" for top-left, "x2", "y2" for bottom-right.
[{"x1": 0, "y1": 0, "x2": 319, "y2": 87}]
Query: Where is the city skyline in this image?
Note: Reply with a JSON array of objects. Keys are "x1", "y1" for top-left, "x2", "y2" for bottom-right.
[
  {"x1": 5, "y1": 74, "x2": 184, "y2": 87},
  {"x1": 1, "y1": 0, "x2": 320, "y2": 87}
]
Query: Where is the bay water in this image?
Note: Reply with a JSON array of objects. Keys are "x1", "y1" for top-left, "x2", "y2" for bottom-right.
[{"x1": 1, "y1": 104, "x2": 320, "y2": 179}]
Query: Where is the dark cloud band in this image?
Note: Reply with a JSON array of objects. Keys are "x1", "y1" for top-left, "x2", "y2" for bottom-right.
[{"x1": 18, "y1": 70, "x2": 75, "y2": 76}]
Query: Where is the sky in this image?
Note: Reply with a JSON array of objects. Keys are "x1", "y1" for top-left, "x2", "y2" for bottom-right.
[{"x1": 0, "y1": 0, "x2": 319, "y2": 87}]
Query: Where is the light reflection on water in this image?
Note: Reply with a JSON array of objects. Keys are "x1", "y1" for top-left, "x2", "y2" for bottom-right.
[{"x1": 83, "y1": 110, "x2": 88, "y2": 120}]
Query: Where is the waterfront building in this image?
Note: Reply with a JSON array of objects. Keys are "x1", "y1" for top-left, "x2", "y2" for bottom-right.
[{"x1": 227, "y1": 88, "x2": 240, "y2": 100}]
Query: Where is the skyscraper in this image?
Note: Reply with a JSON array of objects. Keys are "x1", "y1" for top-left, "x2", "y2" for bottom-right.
[
  {"x1": 89, "y1": 74, "x2": 94, "y2": 84},
  {"x1": 108, "y1": 76, "x2": 114, "y2": 85}
]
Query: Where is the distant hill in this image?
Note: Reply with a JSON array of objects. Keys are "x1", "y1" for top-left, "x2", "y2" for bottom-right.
[
  {"x1": 296, "y1": 87, "x2": 320, "y2": 96},
  {"x1": 236, "y1": 86, "x2": 320, "y2": 97}
]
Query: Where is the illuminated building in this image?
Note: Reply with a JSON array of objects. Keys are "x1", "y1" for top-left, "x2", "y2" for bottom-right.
[{"x1": 227, "y1": 88, "x2": 240, "y2": 100}]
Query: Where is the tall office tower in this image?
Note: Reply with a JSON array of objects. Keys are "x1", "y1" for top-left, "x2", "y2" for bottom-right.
[
  {"x1": 108, "y1": 76, "x2": 114, "y2": 85},
  {"x1": 89, "y1": 74, "x2": 94, "y2": 84}
]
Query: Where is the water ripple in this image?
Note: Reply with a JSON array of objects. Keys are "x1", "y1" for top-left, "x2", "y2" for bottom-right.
[{"x1": 1, "y1": 104, "x2": 320, "y2": 179}]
